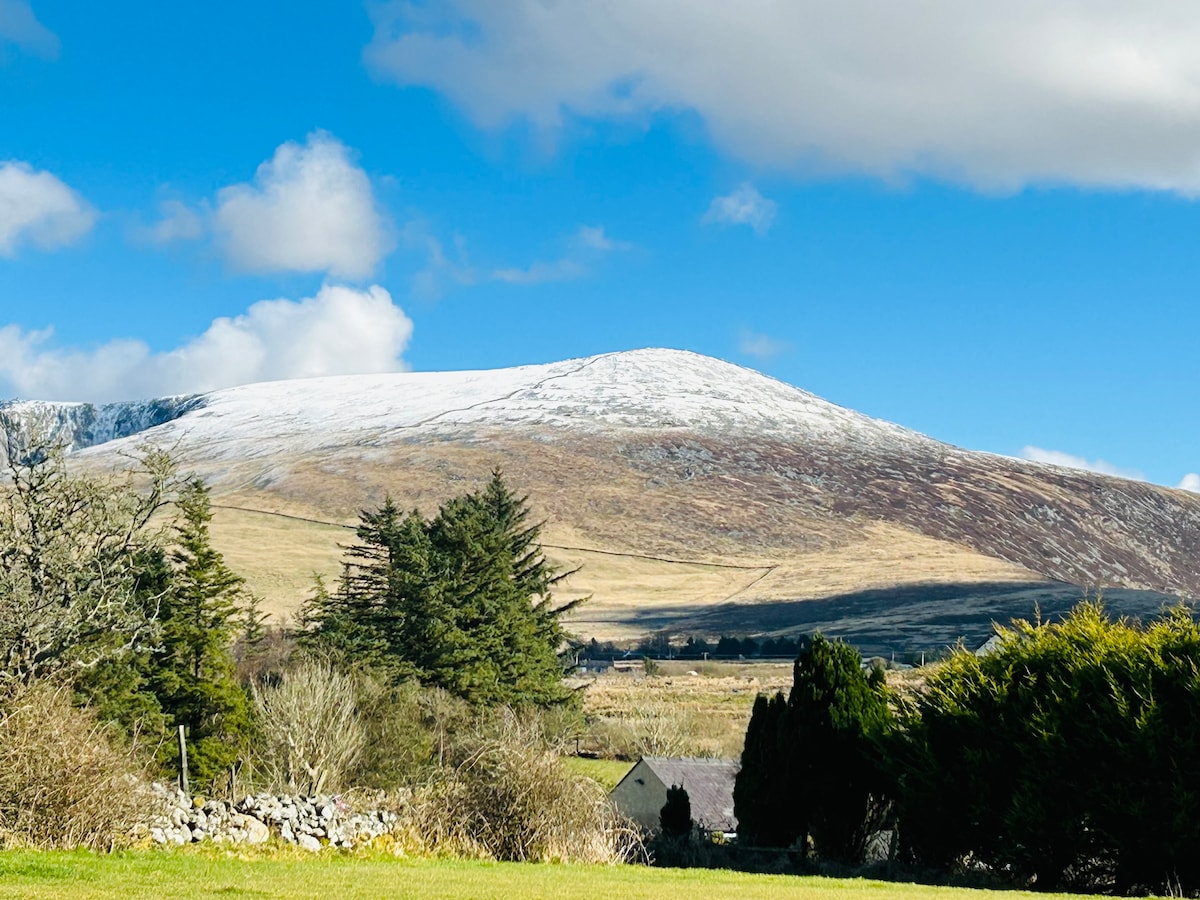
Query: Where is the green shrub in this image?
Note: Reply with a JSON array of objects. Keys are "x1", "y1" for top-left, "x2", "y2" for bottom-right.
[
  {"x1": 894, "y1": 601, "x2": 1200, "y2": 895},
  {"x1": 353, "y1": 679, "x2": 471, "y2": 787},
  {"x1": 659, "y1": 784, "x2": 692, "y2": 839}
]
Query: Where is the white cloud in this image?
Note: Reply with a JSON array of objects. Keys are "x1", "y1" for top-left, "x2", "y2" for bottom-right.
[
  {"x1": 368, "y1": 1, "x2": 1200, "y2": 193},
  {"x1": 1021, "y1": 446, "x2": 1144, "y2": 481},
  {"x1": 1178, "y1": 474, "x2": 1200, "y2": 493},
  {"x1": 213, "y1": 131, "x2": 392, "y2": 279},
  {"x1": 134, "y1": 199, "x2": 206, "y2": 246},
  {"x1": 490, "y1": 224, "x2": 629, "y2": 285},
  {"x1": 0, "y1": 1, "x2": 59, "y2": 58},
  {"x1": 0, "y1": 162, "x2": 94, "y2": 256},
  {"x1": 492, "y1": 258, "x2": 586, "y2": 286},
  {"x1": 0, "y1": 284, "x2": 413, "y2": 402},
  {"x1": 738, "y1": 328, "x2": 789, "y2": 360},
  {"x1": 575, "y1": 225, "x2": 631, "y2": 252},
  {"x1": 703, "y1": 184, "x2": 776, "y2": 235},
  {"x1": 403, "y1": 223, "x2": 476, "y2": 299}
]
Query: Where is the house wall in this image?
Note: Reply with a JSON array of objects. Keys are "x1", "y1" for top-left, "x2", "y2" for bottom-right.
[{"x1": 608, "y1": 761, "x2": 668, "y2": 831}]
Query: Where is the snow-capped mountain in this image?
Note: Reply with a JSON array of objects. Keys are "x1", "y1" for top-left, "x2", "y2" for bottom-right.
[
  {"x1": 3, "y1": 349, "x2": 1196, "y2": 652},
  {"x1": 2, "y1": 349, "x2": 939, "y2": 461}
]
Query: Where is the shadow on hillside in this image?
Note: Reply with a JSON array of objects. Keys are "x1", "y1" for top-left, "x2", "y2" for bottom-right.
[{"x1": 610, "y1": 581, "x2": 1184, "y2": 656}]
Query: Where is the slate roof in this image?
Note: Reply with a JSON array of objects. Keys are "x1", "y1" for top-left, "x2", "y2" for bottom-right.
[{"x1": 639, "y1": 756, "x2": 740, "y2": 832}]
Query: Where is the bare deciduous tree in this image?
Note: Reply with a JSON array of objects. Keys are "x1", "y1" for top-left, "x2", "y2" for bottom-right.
[
  {"x1": 0, "y1": 441, "x2": 177, "y2": 683},
  {"x1": 251, "y1": 660, "x2": 366, "y2": 795}
]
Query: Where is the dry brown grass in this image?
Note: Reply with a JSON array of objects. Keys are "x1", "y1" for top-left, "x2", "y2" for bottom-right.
[
  {"x1": 399, "y1": 712, "x2": 642, "y2": 863},
  {"x1": 83, "y1": 430, "x2": 1089, "y2": 653},
  {"x1": 0, "y1": 681, "x2": 153, "y2": 850},
  {"x1": 202, "y1": 502, "x2": 1036, "y2": 643},
  {"x1": 579, "y1": 665, "x2": 793, "y2": 760}
]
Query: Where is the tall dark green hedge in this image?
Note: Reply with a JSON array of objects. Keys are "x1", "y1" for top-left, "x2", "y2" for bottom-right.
[
  {"x1": 734, "y1": 633, "x2": 892, "y2": 862},
  {"x1": 895, "y1": 601, "x2": 1200, "y2": 895}
]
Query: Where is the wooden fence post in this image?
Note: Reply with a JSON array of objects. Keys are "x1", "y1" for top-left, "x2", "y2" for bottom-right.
[{"x1": 177, "y1": 724, "x2": 189, "y2": 797}]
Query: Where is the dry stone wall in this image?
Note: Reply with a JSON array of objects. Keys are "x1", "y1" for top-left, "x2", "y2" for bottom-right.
[{"x1": 145, "y1": 783, "x2": 399, "y2": 850}]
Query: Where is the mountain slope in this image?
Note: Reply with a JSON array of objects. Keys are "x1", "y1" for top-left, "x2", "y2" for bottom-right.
[{"x1": 4, "y1": 349, "x2": 1196, "y2": 653}]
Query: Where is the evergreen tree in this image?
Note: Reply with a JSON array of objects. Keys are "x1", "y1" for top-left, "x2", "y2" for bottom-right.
[
  {"x1": 660, "y1": 784, "x2": 693, "y2": 839},
  {"x1": 149, "y1": 479, "x2": 255, "y2": 786},
  {"x1": 734, "y1": 690, "x2": 791, "y2": 846},
  {"x1": 301, "y1": 471, "x2": 578, "y2": 707},
  {"x1": 734, "y1": 633, "x2": 892, "y2": 861},
  {"x1": 786, "y1": 633, "x2": 892, "y2": 862},
  {"x1": 73, "y1": 546, "x2": 172, "y2": 744}
]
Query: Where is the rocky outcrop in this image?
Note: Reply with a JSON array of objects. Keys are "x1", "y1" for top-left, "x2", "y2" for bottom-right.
[{"x1": 0, "y1": 396, "x2": 204, "y2": 465}]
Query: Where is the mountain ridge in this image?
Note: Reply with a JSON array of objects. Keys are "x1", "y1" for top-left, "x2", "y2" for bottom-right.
[{"x1": 3, "y1": 349, "x2": 1195, "y2": 652}]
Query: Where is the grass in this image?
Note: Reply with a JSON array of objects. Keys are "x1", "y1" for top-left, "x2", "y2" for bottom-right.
[
  {"x1": 0, "y1": 850, "x2": 1147, "y2": 900},
  {"x1": 562, "y1": 756, "x2": 634, "y2": 790}
]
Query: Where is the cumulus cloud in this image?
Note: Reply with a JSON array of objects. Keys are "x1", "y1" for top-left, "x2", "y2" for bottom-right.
[
  {"x1": 213, "y1": 131, "x2": 392, "y2": 279},
  {"x1": 738, "y1": 328, "x2": 789, "y2": 360},
  {"x1": 368, "y1": 1, "x2": 1200, "y2": 193},
  {"x1": 133, "y1": 199, "x2": 206, "y2": 246},
  {"x1": 1179, "y1": 474, "x2": 1200, "y2": 493},
  {"x1": 703, "y1": 184, "x2": 776, "y2": 235},
  {"x1": 1021, "y1": 446, "x2": 1145, "y2": 481},
  {"x1": 0, "y1": 284, "x2": 413, "y2": 402},
  {"x1": 0, "y1": 0, "x2": 59, "y2": 58},
  {"x1": 0, "y1": 161, "x2": 95, "y2": 255},
  {"x1": 490, "y1": 224, "x2": 629, "y2": 285}
]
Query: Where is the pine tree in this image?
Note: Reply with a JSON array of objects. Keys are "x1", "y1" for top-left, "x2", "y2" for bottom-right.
[
  {"x1": 301, "y1": 471, "x2": 578, "y2": 707},
  {"x1": 149, "y1": 479, "x2": 255, "y2": 786}
]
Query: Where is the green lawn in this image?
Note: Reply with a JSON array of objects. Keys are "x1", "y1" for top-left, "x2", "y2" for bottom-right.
[{"x1": 0, "y1": 851, "x2": 1151, "y2": 900}]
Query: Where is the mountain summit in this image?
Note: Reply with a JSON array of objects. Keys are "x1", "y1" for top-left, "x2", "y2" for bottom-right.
[{"x1": 3, "y1": 349, "x2": 1196, "y2": 653}]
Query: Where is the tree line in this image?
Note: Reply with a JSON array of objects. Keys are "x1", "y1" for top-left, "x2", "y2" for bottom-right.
[{"x1": 581, "y1": 633, "x2": 811, "y2": 661}]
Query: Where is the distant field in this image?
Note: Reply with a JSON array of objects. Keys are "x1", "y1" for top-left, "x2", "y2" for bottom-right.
[
  {"x1": 579, "y1": 665, "x2": 793, "y2": 759},
  {"x1": 563, "y1": 756, "x2": 633, "y2": 791},
  {"x1": 0, "y1": 851, "x2": 1132, "y2": 900}
]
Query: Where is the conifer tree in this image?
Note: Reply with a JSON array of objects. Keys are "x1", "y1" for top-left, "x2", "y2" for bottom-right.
[
  {"x1": 301, "y1": 471, "x2": 578, "y2": 707},
  {"x1": 734, "y1": 690, "x2": 791, "y2": 846},
  {"x1": 149, "y1": 479, "x2": 255, "y2": 786},
  {"x1": 660, "y1": 784, "x2": 693, "y2": 839},
  {"x1": 786, "y1": 633, "x2": 892, "y2": 862},
  {"x1": 734, "y1": 633, "x2": 892, "y2": 861}
]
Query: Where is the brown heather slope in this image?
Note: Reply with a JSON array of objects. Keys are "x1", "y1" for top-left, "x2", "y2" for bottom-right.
[
  {"x1": 16, "y1": 350, "x2": 1197, "y2": 655},
  {"x1": 193, "y1": 426, "x2": 1195, "y2": 655}
]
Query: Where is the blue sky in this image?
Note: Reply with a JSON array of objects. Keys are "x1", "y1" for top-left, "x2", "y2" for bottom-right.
[{"x1": 1, "y1": 1, "x2": 1198, "y2": 490}]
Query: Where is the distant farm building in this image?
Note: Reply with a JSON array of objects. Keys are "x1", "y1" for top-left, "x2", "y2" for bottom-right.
[
  {"x1": 609, "y1": 756, "x2": 739, "y2": 834},
  {"x1": 575, "y1": 658, "x2": 645, "y2": 676}
]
